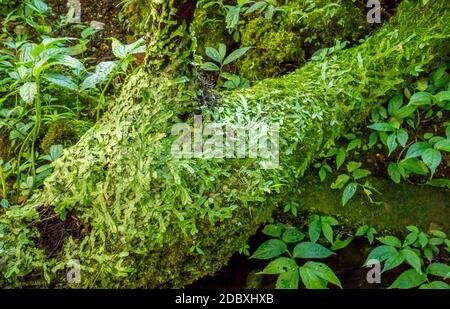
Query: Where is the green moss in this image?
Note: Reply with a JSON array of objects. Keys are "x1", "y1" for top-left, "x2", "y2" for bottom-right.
[
  {"x1": 40, "y1": 120, "x2": 91, "y2": 153},
  {"x1": 238, "y1": 17, "x2": 305, "y2": 80},
  {"x1": 294, "y1": 174, "x2": 450, "y2": 235}
]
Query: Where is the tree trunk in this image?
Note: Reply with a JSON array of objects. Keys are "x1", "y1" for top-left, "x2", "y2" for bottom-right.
[{"x1": 0, "y1": 0, "x2": 449, "y2": 288}]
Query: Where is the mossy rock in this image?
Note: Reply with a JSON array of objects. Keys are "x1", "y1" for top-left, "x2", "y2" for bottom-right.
[
  {"x1": 294, "y1": 173, "x2": 450, "y2": 235},
  {"x1": 40, "y1": 120, "x2": 91, "y2": 154}
]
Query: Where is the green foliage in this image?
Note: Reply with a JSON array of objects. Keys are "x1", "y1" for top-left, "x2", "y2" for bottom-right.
[
  {"x1": 251, "y1": 216, "x2": 345, "y2": 289},
  {"x1": 365, "y1": 226, "x2": 450, "y2": 289}
]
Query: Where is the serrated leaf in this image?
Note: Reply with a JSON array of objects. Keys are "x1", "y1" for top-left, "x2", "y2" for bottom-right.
[
  {"x1": 19, "y1": 82, "x2": 37, "y2": 103},
  {"x1": 308, "y1": 218, "x2": 322, "y2": 243},
  {"x1": 396, "y1": 129, "x2": 409, "y2": 147},
  {"x1": 421, "y1": 148, "x2": 441, "y2": 176},
  {"x1": 426, "y1": 263, "x2": 450, "y2": 279},
  {"x1": 276, "y1": 268, "x2": 299, "y2": 289},
  {"x1": 282, "y1": 228, "x2": 305, "y2": 243},
  {"x1": 259, "y1": 257, "x2": 297, "y2": 275},
  {"x1": 262, "y1": 224, "x2": 282, "y2": 238},
  {"x1": 365, "y1": 245, "x2": 398, "y2": 264},
  {"x1": 302, "y1": 261, "x2": 342, "y2": 288},
  {"x1": 389, "y1": 269, "x2": 426, "y2": 289},
  {"x1": 382, "y1": 252, "x2": 405, "y2": 273},
  {"x1": 401, "y1": 248, "x2": 422, "y2": 274},
  {"x1": 378, "y1": 236, "x2": 402, "y2": 248},
  {"x1": 44, "y1": 73, "x2": 78, "y2": 90}
]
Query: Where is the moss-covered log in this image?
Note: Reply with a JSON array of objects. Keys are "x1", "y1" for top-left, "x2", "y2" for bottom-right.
[
  {"x1": 291, "y1": 174, "x2": 450, "y2": 235},
  {"x1": 0, "y1": 0, "x2": 449, "y2": 288}
]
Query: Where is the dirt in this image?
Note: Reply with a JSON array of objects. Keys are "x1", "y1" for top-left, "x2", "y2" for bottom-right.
[
  {"x1": 46, "y1": 0, "x2": 131, "y2": 63},
  {"x1": 35, "y1": 206, "x2": 88, "y2": 258}
]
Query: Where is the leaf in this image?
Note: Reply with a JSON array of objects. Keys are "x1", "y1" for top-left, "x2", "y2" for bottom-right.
[
  {"x1": 308, "y1": 217, "x2": 322, "y2": 243},
  {"x1": 81, "y1": 61, "x2": 118, "y2": 90},
  {"x1": 393, "y1": 105, "x2": 416, "y2": 119},
  {"x1": 342, "y1": 182, "x2": 357, "y2": 206},
  {"x1": 331, "y1": 236, "x2": 353, "y2": 251},
  {"x1": 49, "y1": 144, "x2": 63, "y2": 161},
  {"x1": 382, "y1": 252, "x2": 405, "y2": 273},
  {"x1": 44, "y1": 73, "x2": 78, "y2": 90},
  {"x1": 222, "y1": 46, "x2": 252, "y2": 66},
  {"x1": 426, "y1": 178, "x2": 450, "y2": 188},
  {"x1": 218, "y1": 43, "x2": 227, "y2": 61},
  {"x1": 293, "y1": 242, "x2": 334, "y2": 259},
  {"x1": 251, "y1": 239, "x2": 287, "y2": 260},
  {"x1": 409, "y1": 92, "x2": 432, "y2": 106},
  {"x1": 388, "y1": 163, "x2": 401, "y2": 183},
  {"x1": 389, "y1": 269, "x2": 426, "y2": 289},
  {"x1": 225, "y1": 6, "x2": 240, "y2": 30},
  {"x1": 403, "y1": 232, "x2": 418, "y2": 247},
  {"x1": 347, "y1": 161, "x2": 361, "y2": 173},
  {"x1": 388, "y1": 94, "x2": 404, "y2": 115},
  {"x1": 302, "y1": 262, "x2": 342, "y2": 288},
  {"x1": 387, "y1": 133, "x2": 398, "y2": 156},
  {"x1": 282, "y1": 228, "x2": 305, "y2": 243},
  {"x1": 347, "y1": 139, "x2": 361, "y2": 151},
  {"x1": 205, "y1": 47, "x2": 222, "y2": 63},
  {"x1": 262, "y1": 224, "x2": 282, "y2": 238},
  {"x1": 201, "y1": 62, "x2": 220, "y2": 72},
  {"x1": 321, "y1": 222, "x2": 333, "y2": 244},
  {"x1": 368, "y1": 132, "x2": 378, "y2": 147},
  {"x1": 401, "y1": 248, "x2": 422, "y2": 274},
  {"x1": 434, "y1": 91, "x2": 450, "y2": 103},
  {"x1": 396, "y1": 129, "x2": 409, "y2": 147},
  {"x1": 399, "y1": 158, "x2": 428, "y2": 175},
  {"x1": 356, "y1": 225, "x2": 369, "y2": 237},
  {"x1": 111, "y1": 38, "x2": 146, "y2": 59},
  {"x1": 19, "y1": 82, "x2": 37, "y2": 103},
  {"x1": 368, "y1": 123, "x2": 395, "y2": 132},
  {"x1": 421, "y1": 148, "x2": 441, "y2": 176},
  {"x1": 405, "y1": 142, "x2": 431, "y2": 159},
  {"x1": 434, "y1": 139, "x2": 450, "y2": 152},
  {"x1": 276, "y1": 269, "x2": 299, "y2": 289},
  {"x1": 426, "y1": 263, "x2": 450, "y2": 279},
  {"x1": 245, "y1": 1, "x2": 266, "y2": 14},
  {"x1": 420, "y1": 281, "x2": 450, "y2": 289},
  {"x1": 430, "y1": 230, "x2": 446, "y2": 238},
  {"x1": 335, "y1": 148, "x2": 346, "y2": 170},
  {"x1": 365, "y1": 245, "x2": 398, "y2": 264},
  {"x1": 259, "y1": 257, "x2": 297, "y2": 275},
  {"x1": 299, "y1": 266, "x2": 325, "y2": 289},
  {"x1": 378, "y1": 236, "x2": 402, "y2": 248}
]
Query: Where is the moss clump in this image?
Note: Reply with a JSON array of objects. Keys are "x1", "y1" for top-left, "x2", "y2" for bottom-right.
[
  {"x1": 40, "y1": 120, "x2": 91, "y2": 153},
  {"x1": 238, "y1": 17, "x2": 305, "y2": 80}
]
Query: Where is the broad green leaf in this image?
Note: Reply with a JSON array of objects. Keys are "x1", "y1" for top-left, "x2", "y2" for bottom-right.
[
  {"x1": 276, "y1": 268, "x2": 299, "y2": 289},
  {"x1": 368, "y1": 123, "x2": 395, "y2": 132},
  {"x1": 347, "y1": 139, "x2": 361, "y2": 151},
  {"x1": 426, "y1": 263, "x2": 450, "y2": 279},
  {"x1": 218, "y1": 43, "x2": 227, "y2": 61},
  {"x1": 225, "y1": 6, "x2": 240, "y2": 30},
  {"x1": 262, "y1": 224, "x2": 282, "y2": 238},
  {"x1": 387, "y1": 133, "x2": 398, "y2": 155},
  {"x1": 430, "y1": 230, "x2": 447, "y2": 238},
  {"x1": 245, "y1": 1, "x2": 266, "y2": 14},
  {"x1": 382, "y1": 252, "x2": 405, "y2": 273},
  {"x1": 49, "y1": 144, "x2": 63, "y2": 161},
  {"x1": 201, "y1": 62, "x2": 220, "y2": 72},
  {"x1": 389, "y1": 269, "x2": 426, "y2": 289},
  {"x1": 388, "y1": 163, "x2": 401, "y2": 183},
  {"x1": 302, "y1": 262, "x2": 342, "y2": 288},
  {"x1": 321, "y1": 222, "x2": 333, "y2": 244},
  {"x1": 282, "y1": 228, "x2": 305, "y2": 243},
  {"x1": 251, "y1": 239, "x2": 287, "y2": 260},
  {"x1": 434, "y1": 139, "x2": 450, "y2": 152},
  {"x1": 420, "y1": 281, "x2": 450, "y2": 289},
  {"x1": 388, "y1": 94, "x2": 404, "y2": 115},
  {"x1": 347, "y1": 161, "x2": 361, "y2": 173},
  {"x1": 331, "y1": 236, "x2": 353, "y2": 251},
  {"x1": 293, "y1": 242, "x2": 334, "y2": 259},
  {"x1": 393, "y1": 105, "x2": 416, "y2": 119},
  {"x1": 223, "y1": 46, "x2": 252, "y2": 66},
  {"x1": 308, "y1": 217, "x2": 322, "y2": 243},
  {"x1": 336, "y1": 148, "x2": 346, "y2": 169},
  {"x1": 421, "y1": 148, "x2": 441, "y2": 176},
  {"x1": 205, "y1": 47, "x2": 221, "y2": 63},
  {"x1": 409, "y1": 92, "x2": 432, "y2": 106},
  {"x1": 19, "y1": 82, "x2": 37, "y2": 103},
  {"x1": 403, "y1": 232, "x2": 418, "y2": 247},
  {"x1": 81, "y1": 61, "x2": 118, "y2": 90},
  {"x1": 396, "y1": 129, "x2": 409, "y2": 147},
  {"x1": 331, "y1": 174, "x2": 349, "y2": 190},
  {"x1": 342, "y1": 182, "x2": 357, "y2": 206},
  {"x1": 365, "y1": 245, "x2": 398, "y2": 264},
  {"x1": 259, "y1": 257, "x2": 297, "y2": 275},
  {"x1": 299, "y1": 266, "x2": 326, "y2": 289},
  {"x1": 378, "y1": 236, "x2": 402, "y2": 248},
  {"x1": 401, "y1": 248, "x2": 422, "y2": 274},
  {"x1": 399, "y1": 158, "x2": 428, "y2": 175},
  {"x1": 434, "y1": 91, "x2": 450, "y2": 102},
  {"x1": 356, "y1": 225, "x2": 369, "y2": 237},
  {"x1": 44, "y1": 73, "x2": 78, "y2": 90}
]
